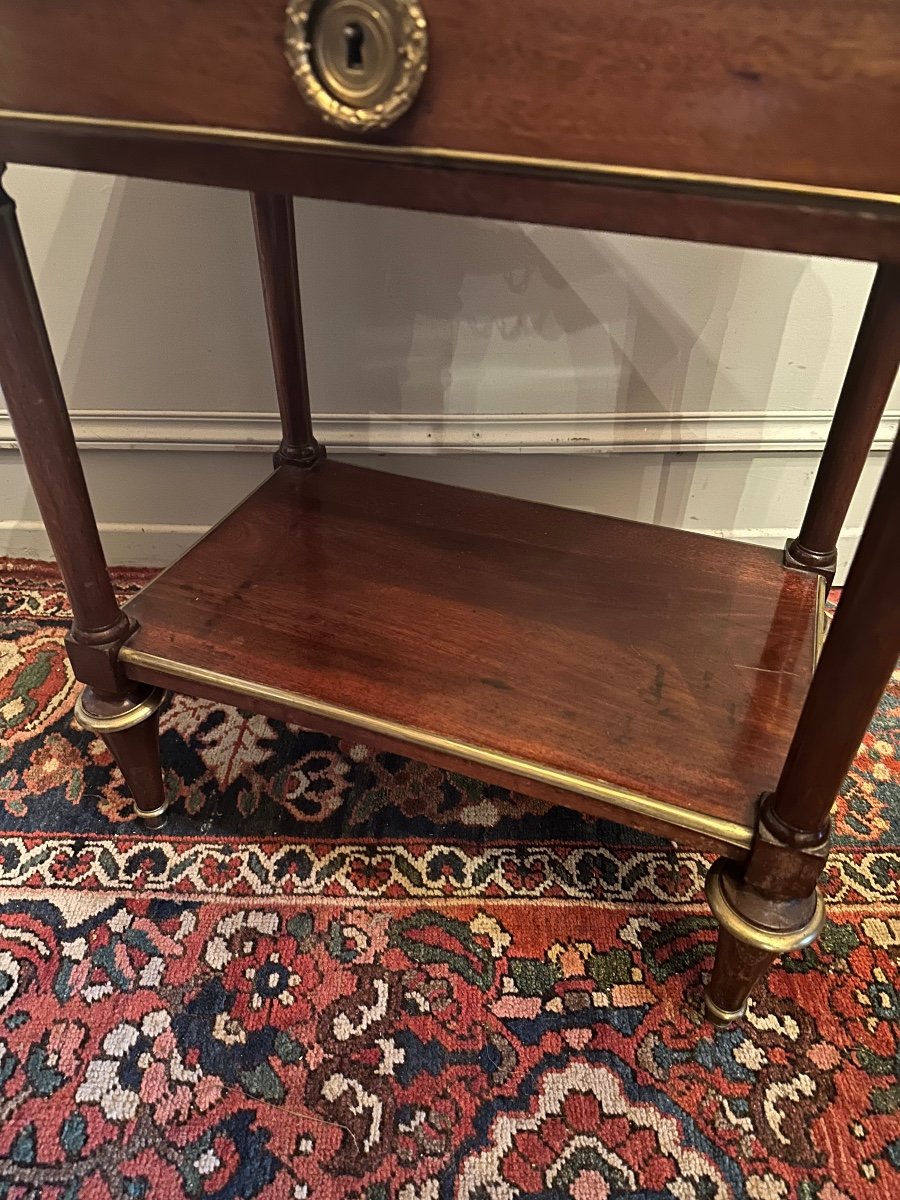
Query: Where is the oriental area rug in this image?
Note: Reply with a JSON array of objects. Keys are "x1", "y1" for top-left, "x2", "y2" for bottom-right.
[{"x1": 0, "y1": 559, "x2": 897, "y2": 1200}]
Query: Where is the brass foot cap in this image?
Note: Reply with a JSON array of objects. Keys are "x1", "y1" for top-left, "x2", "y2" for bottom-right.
[
  {"x1": 704, "y1": 994, "x2": 746, "y2": 1028},
  {"x1": 137, "y1": 803, "x2": 169, "y2": 830}
]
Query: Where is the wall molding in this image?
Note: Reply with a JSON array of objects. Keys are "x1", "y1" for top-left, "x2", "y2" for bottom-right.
[{"x1": 1, "y1": 408, "x2": 897, "y2": 455}]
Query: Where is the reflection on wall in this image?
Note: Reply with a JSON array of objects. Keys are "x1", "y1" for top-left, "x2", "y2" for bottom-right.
[{"x1": 0, "y1": 164, "x2": 895, "y2": 572}]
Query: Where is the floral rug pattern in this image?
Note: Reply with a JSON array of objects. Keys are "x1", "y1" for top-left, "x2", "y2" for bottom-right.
[{"x1": 0, "y1": 559, "x2": 898, "y2": 1200}]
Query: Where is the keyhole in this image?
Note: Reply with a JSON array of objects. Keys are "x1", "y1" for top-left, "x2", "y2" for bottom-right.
[{"x1": 343, "y1": 22, "x2": 365, "y2": 70}]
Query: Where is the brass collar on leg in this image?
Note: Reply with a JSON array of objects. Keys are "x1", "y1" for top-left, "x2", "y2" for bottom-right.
[
  {"x1": 74, "y1": 686, "x2": 169, "y2": 734},
  {"x1": 705, "y1": 859, "x2": 826, "y2": 955}
]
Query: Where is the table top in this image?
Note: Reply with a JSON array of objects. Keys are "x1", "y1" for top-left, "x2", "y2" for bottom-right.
[{"x1": 0, "y1": 0, "x2": 898, "y2": 261}]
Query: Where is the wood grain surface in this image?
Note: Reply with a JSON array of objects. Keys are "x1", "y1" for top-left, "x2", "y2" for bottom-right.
[
  {"x1": 122, "y1": 462, "x2": 820, "y2": 839},
  {"x1": 0, "y1": 0, "x2": 897, "y2": 196},
  {"x1": 2, "y1": 119, "x2": 898, "y2": 265}
]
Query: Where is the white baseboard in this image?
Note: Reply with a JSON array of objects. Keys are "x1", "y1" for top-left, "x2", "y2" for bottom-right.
[
  {"x1": 2, "y1": 408, "x2": 889, "y2": 580},
  {"x1": 0, "y1": 520, "x2": 208, "y2": 567},
  {"x1": 0, "y1": 516, "x2": 864, "y2": 576},
  {"x1": 1, "y1": 408, "x2": 897, "y2": 455}
]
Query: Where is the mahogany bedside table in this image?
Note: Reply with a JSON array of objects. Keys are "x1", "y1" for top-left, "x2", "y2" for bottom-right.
[{"x1": 0, "y1": 0, "x2": 897, "y2": 1027}]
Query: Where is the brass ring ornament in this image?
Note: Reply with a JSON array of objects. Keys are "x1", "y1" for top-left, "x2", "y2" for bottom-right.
[
  {"x1": 285, "y1": 0, "x2": 428, "y2": 133},
  {"x1": 705, "y1": 860, "x2": 826, "y2": 955},
  {"x1": 74, "y1": 686, "x2": 169, "y2": 734}
]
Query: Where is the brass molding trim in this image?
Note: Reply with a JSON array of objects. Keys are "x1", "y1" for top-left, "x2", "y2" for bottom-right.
[
  {"x1": 119, "y1": 646, "x2": 754, "y2": 850},
  {"x1": 813, "y1": 573, "x2": 828, "y2": 666},
  {"x1": 0, "y1": 108, "x2": 898, "y2": 211},
  {"x1": 705, "y1": 861, "x2": 826, "y2": 954},
  {"x1": 284, "y1": 0, "x2": 428, "y2": 132},
  {"x1": 74, "y1": 686, "x2": 168, "y2": 734}
]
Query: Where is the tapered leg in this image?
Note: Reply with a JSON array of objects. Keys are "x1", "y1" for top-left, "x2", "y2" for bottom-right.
[
  {"x1": 0, "y1": 166, "x2": 129, "y2": 677},
  {"x1": 705, "y1": 934, "x2": 777, "y2": 1027},
  {"x1": 704, "y1": 860, "x2": 823, "y2": 1024},
  {"x1": 250, "y1": 192, "x2": 323, "y2": 470},
  {"x1": 0, "y1": 165, "x2": 168, "y2": 824},
  {"x1": 76, "y1": 685, "x2": 171, "y2": 827}
]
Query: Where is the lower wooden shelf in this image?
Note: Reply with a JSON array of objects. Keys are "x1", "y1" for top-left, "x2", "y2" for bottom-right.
[{"x1": 120, "y1": 461, "x2": 823, "y2": 857}]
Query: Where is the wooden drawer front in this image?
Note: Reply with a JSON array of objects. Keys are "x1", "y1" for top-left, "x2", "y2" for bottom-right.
[{"x1": 0, "y1": 0, "x2": 897, "y2": 196}]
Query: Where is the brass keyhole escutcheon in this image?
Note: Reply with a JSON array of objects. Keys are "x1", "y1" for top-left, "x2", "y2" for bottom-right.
[{"x1": 285, "y1": 0, "x2": 428, "y2": 133}]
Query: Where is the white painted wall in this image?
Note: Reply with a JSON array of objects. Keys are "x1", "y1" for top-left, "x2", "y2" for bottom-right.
[{"x1": 1, "y1": 164, "x2": 897, "y2": 580}]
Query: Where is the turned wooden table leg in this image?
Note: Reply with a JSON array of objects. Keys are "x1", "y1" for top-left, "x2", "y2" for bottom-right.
[
  {"x1": 706, "y1": 418, "x2": 900, "y2": 1024},
  {"x1": 786, "y1": 263, "x2": 900, "y2": 581},
  {"x1": 251, "y1": 192, "x2": 324, "y2": 470},
  {"x1": 0, "y1": 165, "x2": 169, "y2": 824}
]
